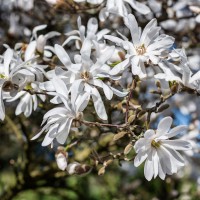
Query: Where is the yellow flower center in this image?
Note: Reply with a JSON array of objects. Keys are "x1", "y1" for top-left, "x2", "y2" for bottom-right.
[
  {"x1": 81, "y1": 71, "x2": 90, "y2": 81},
  {"x1": 151, "y1": 140, "x2": 161, "y2": 148},
  {"x1": 0, "y1": 74, "x2": 6, "y2": 79},
  {"x1": 24, "y1": 83, "x2": 33, "y2": 90},
  {"x1": 136, "y1": 44, "x2": 146, "y2": 55}
]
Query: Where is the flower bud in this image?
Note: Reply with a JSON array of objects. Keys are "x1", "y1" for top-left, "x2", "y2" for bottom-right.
[
  {"x1": 67, "y1": 162, "x2": 91, "y2": 175},
  {"x1": 55, "y1": 147, "x2": 68, "y2": 171}
]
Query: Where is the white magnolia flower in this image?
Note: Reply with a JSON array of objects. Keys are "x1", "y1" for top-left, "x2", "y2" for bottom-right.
[
  {"x1": 31, "y1": 106, "x2": 77, "y2": 146},
  {"x1": 63, "y1": 17, "x2": 110, "y2": 49},
  {"x1": 99, "y1": 0, "x2": 151, "y2": 21},
  {"x1": 0, "y1": 48, "x2": 33, "y2": 120},
  {"x1": 134, "y1": 116, "x2": 192, "y2": 181},
  {"x1": 41, "y1": 39, "x2": 127, "y2": 120},
  {"x1": 16, "y1": 25, "x2": 60, "y2": 61},
  {"x1": 74, "y1": 0, "x2": 103, "y2": 4},
  {"x1": 105, "y1": 14, "x2": 175, "y2": 78},
  {"x1": 155, "y1": 49, "x2": 200, "y2": 91},
  {"x1": 55, "y1": 147, "x2": 68, "y2": 171},
  {"x1": 6, "y1": 82, "x2": 46, "y2": 117},
  {"x1": 31, "y1": 90, "x2": 88, "y2": 146}
]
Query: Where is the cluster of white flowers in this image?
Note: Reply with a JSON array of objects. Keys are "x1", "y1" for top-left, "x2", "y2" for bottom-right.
[{"x1": 1, "y1": 0, "x2": 199, "y2": 181}]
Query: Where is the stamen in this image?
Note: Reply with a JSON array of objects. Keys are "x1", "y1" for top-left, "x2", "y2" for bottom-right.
[
  {"x1": 136, "y1": 44, "x2": 146, "y2": 55},
  {"x1": 151, "y1": 140, "x2": 161, "y2": 148},
  {"x1": 81, "y1": 71, "x2": 90, "y2": 81}
]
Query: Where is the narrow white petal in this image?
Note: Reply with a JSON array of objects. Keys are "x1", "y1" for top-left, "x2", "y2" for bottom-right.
[
  {"x1": 157, "y1": 117, "x2": 173, "y2": 135},
  {"x1": 144, "y1": 150, "x2": 154, "y2": 181},
  {"x1": 91, "y1": 87, "x2": 107, "y2": 120},
  {"x1": 134, "y1": 150, "x2": 148, "y2": 167},
  {"x1": 162, "y1": 140, "x2": 192, "y2": 151},
  {"x1": 54, "y1": 44, "x2": 72, "y2": 68},
  {"x1": 167, "y1": 125, "x2": 187, "y2": 138}
]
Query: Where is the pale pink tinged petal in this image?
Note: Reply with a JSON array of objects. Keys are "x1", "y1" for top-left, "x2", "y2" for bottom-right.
[
  {"x1": 56, "y1": 118, "x2": 73, "y2": 144},
  {"x1": 167, "y1": 125, "x2": 187, "y2": 138},
  {"x1": 162, "y1": 140, "x2": 192, "y2": 151},
  {"x1": 91, "y1": 87, "x2": 107, "y2": 120},
  {"x1": 54, "y1": 44, "x2": 72, "y2": 68},
  {"x1": 134, "y1": 151, "x2": 148, "y2": 167},
  {"x1": 3, "y1": 48, "x2": 13, "y2": 77},
  {"x1": 144, "y1": 150, "x2": 154, "y2": 181},
  {"x1": 157, "y1": 116, "x2": 173, "y2": 135},
  {"x1": 144, "y1": 129, "x2": 155, "y2": 139},
  {"x1": 126, "y1": 14, "x2": 140, "y2": 45}
]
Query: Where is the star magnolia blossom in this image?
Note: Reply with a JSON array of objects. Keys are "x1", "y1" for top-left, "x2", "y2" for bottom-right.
[
  {"x1": 51, "y1": 39, "x2": 127, "y2": 120},
  {"x1": 105, "y1": 14, "x2": 175, "y2": 79},
  {"x1": 63, "y1": 17, "x2": 110, "y2": 49},
  {"x1": 0, "y1": 48, "x2": 38, "y2": 120},
  {"x1": 155, "y1": 49, "x2": 200, "y2": 91},
  {"x1": 99, "y1": 0, "x2": 151, "y2": 21},
  {"x1": 6, "y1": 82, "x2": 46, "y2": 117},
  {"x1": 134, "y1": 117, "x2": 192, "y2": 181},
  {"x1": 31, "y1": 97, "x2": 84, "y2": 146}
]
